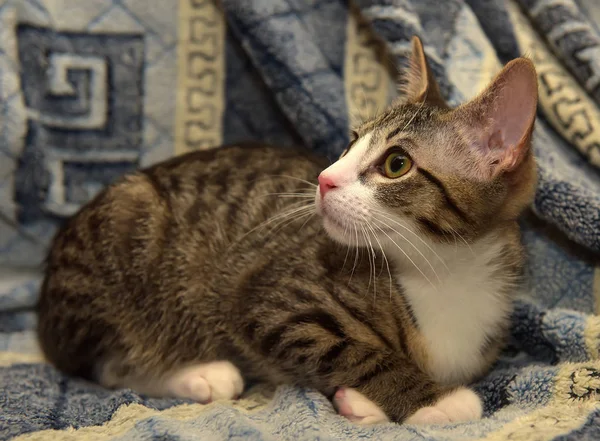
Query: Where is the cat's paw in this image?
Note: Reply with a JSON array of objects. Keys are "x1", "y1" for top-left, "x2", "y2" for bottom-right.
[
  {"x1": 405, "y1": 387, "x2": 482, "y2": 425},
  {"x1": 435, "y1": 387, "x2": 483, "y2": 422},
  {"x1": 405, "y1": 407, "x2": 451, "y2": 425},
  {"x1": 165, "y1": 361, "x2": 244, "y2": 403},
  {"x1": 333, "y1": 387, "x2": 389, "y2": 425}
]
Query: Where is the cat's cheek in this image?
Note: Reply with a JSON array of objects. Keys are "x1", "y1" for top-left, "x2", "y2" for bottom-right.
[{"x1": 320, "y1": 213, "x2": 365, "y2": 246}]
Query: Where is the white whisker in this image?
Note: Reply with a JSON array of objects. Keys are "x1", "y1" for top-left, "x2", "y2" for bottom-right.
[
  {"x1": 341, "y1": 222, "x2": 352, "y2": 272},
  {"x1": 372, "y1": 217, "x2": 441, "y2": 283},
  {"x1": 450, "y1": 227, "x2": 475, "y2": 257},
  {"x1": 274, "y1": 194, "x2": 316, "y2": 199},
  {"x1": 298, "y1": 213, "x2": 315, "y2": 232},
  {"x1": 371, "y1": 208, "x2": 449, "y2": 272},
  {"x1": 267, "y1": 174, "x2": 318, "y2": 188},
  {"x1": 256, "y1": 187, "x2": 316, "y2": 197},
  {"x1": 264, "y1": 209, "x2": 314, "y2": 239},
  {"x1": 372, "y1": 222, "x2": 437, "y2": 290},
  {"x1": 360, "y1": 225, "x2": 373, "y2": 296},
  {"x1": 348, "y1": 225, "x2": 360, "y2": 285},
  {"x1": 227, "y1": 202, "x2": 313, "y2": 251},
  {"x1": 361, "y1": 214, "x2": 393, "y2": 301},
  {"x1": 257, "y1": 202, "x2": 313, "y2": 228},
  {"x1": 361, "y1": 224, "x2": 378, "y2": 300},
  {"x1": 262, "y1": 206, "x2": 314, "y2": 237}
]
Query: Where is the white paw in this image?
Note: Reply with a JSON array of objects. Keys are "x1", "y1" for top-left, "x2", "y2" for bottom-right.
[
  {"x1": 333, "y1": 387, "x2": 389, "y2": 425},
  {"x1": 165, "y1": 361, "x2": 244, "y2": 403},
  {"x1": 405, "y1": 406, "x2": 451, "y2": 425},
  {"x1": 435, "y1": 387, "x2": 483, "y2": 422},
  {"x1": 406, "y1": 387, "x2": 482, "y2": 425}
]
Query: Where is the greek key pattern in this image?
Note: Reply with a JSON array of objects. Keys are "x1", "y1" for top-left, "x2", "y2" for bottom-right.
[
  {"x1": 0, "y1": 0, "x2": 181, "y2": 266},
  {"x1": 175, "y1": 0, "x2": 226, "y2": 154},
  {"x1": 509, "y1": 0, "x2": 600, "y2": 169},
  {"x1": 344, "y1": 5, "x2": 391, "y2": 129},
  {"x1": 15, "y1": 26, "x2": 145, "y2": 223},
  {"x1": 526, "y1": 0, "x2": 600, "y2": 105}
]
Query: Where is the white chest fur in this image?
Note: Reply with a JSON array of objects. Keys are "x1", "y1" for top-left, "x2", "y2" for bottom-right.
[{"x1": 391, "y1": 237, "x2": 513, "y2": 386}]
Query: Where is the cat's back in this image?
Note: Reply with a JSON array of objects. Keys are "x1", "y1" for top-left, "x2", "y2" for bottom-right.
[
  {"x1": 38, "y1": 143, "x2": 327, "y2": 376},
  {"x1": 45, "y1": 143, "x2": 326, "y2": 278}
]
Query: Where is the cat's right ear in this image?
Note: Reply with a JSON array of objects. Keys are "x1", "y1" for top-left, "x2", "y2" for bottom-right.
[
  {"x1": 451, "y1": 58, "x2": 538, "y2": 180},
  {"x1": 399, "y1": 36, "x2": 447, "y2": 108}
]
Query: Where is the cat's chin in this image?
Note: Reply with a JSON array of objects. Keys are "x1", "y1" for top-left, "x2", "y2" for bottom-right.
[
  {"x1": 320, "y1": 213, "x2": 361, "y2": 247},
  {"x1": 317, "y1": 200, "x2": 369, "y2": 247}
]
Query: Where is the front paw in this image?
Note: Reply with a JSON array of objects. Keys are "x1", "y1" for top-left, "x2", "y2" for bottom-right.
[
  {"x1": 406, "y1": 387, "x2": 482, "y2": 425},
  {"x1": 333, "y1": 387, "x2": 390, "y2": 425},
  {"x1": 165, "y1": 361, "x2": 244, "y2": 403}
]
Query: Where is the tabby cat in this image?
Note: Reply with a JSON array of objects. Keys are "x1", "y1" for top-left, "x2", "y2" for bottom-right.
[{"x1": 37, "y1": 37, "x2": 538, "y2": 425}]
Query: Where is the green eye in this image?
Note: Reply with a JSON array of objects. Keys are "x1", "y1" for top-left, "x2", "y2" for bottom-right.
[{"x1": 383, "y1": 152, "x2": 412, "y2": 178}]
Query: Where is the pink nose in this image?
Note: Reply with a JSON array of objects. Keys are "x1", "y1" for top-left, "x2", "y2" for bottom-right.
[{"x1": 318, "y1": 173, "x2": 337, "y2": 197}]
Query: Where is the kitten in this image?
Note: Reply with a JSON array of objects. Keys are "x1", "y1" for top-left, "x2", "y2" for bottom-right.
[{"x1": 37, "y1": 37, "x2": 538, "y2": 425}]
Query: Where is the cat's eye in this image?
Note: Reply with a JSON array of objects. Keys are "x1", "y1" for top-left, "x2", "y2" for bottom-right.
[{"x1": 383, "y1": 152, "x2": 412, "y2": 178}]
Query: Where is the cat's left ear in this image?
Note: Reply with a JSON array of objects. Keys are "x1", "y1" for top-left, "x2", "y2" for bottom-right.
[
  {"x1": 452, "y1": 58, "x2": 538, "y2": 179},
  {"x1": 400, "y1": 36, "x2": 447, "y2": 108}
]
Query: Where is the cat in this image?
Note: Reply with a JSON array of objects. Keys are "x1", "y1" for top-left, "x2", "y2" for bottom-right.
[{"x1": 37, "y1": 36, "x2": 538, "y2": 425}]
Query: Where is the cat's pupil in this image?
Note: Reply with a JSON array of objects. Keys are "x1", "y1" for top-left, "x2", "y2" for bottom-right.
[{"x1": 391, "y1": 156, "x2": 405, "y2": 172}]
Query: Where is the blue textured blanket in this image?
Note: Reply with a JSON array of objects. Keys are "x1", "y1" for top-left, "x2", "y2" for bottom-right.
[{"x1": 2, "y1": 0, "x2": 600, "y2": 440}]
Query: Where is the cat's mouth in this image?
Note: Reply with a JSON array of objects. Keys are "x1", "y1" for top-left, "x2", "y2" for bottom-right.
[
  {"x1": 320, "y1": 206, "x2": 405, "y2": 250},
  {"x1": 316, "y1": 193, "x2": 379, "y2": 247}
]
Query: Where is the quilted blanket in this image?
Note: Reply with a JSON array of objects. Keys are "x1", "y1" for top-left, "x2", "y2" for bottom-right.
[{"x1": 2, "y1": 0, "x2": 600, "y2": 439}]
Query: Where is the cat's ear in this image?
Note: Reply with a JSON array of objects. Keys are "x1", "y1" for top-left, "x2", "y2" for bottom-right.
[
  {"x1": 400, "y1": 36, "x2": 446, "y2": 107},
  {"x1": 453, "y1": 58, "x2": 538, "y2": 179}
]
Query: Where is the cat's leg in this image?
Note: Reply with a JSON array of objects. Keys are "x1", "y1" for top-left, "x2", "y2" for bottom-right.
[
  {"x1": 323, "y1": 350, "x2": 482, "y2": 425},
  {"x1": 278, "y1": 338, "x2": 481, "y2": 424},
  {"x1": 251, "y1": 311, "x2": 481, "y2": 424},
  {"x1": 98, "y1": 358, "x2": 244, "y2": 402},
  {"x1": 334, "y1": 385, "x2": 482, "y2": 425},
  {"x1": 326, "y1": 358, "x2": 433, "y2": 424}
]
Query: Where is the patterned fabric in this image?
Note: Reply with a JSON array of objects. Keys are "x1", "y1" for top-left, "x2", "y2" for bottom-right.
[{"x1": 1, "y1": 0, "x2": 600, "y2": 440}]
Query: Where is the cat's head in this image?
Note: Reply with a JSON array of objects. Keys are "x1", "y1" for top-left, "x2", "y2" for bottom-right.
[{"x1": 315, "y1": 36, "x2": 538, "y2": 248}]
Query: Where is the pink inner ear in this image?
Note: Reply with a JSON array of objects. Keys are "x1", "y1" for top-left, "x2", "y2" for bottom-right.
[
  {"x1": 470, "y1": 60, "x2": 538, "y2": 176},
  {"x1": 492, "y1": 71, "x2": 536, "y2": 149},
  {"x1": 488, "y1": 130, "x2": 504, "y2": 154}
]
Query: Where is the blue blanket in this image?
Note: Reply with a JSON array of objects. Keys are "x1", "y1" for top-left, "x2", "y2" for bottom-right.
[{"x1": 2, "y1": 0, "x2": 600, "y2": 440}]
